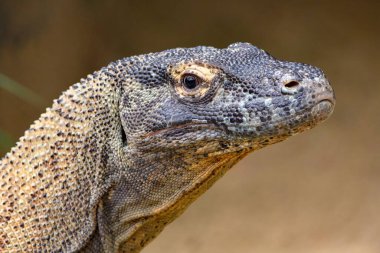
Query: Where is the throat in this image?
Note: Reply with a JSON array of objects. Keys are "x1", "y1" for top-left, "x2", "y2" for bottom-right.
[{"x1": 86, "y1": 151, "x2": 249, "y2": 252}]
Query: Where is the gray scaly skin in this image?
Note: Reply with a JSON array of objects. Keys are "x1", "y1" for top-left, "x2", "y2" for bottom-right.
[{"x1": 0, "y1": 42, "x2": 335, "y2": 252}]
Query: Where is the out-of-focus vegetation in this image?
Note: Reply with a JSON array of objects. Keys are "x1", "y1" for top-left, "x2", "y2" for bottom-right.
[
  {"x1": 0, "y1": 73, "x2": 45, "y2": 107},
  {"x1": 0, "y1": 73, "x2": 45, "y2": 152}
]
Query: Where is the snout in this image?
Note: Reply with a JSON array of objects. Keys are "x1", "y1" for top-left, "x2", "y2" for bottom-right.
[
  {"x1": 276, "y1": 62, "x2": 335, "y2": 115},
  {"x1": 309, "y1": 77, "x2": 335, "y2": 122},
  {"x1": 277, "y1": 69, "x2": 335, "y2": 123}
]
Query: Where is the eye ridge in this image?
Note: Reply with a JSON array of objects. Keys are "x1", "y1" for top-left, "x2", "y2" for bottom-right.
[{"x1": 181, "y1": 74, "x2": 201, "y2": 90}]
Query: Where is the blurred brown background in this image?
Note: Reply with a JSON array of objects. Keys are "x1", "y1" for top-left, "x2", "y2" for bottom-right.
[{"x1": 0, "y1": 1, "x2": 379, "y2": 252}]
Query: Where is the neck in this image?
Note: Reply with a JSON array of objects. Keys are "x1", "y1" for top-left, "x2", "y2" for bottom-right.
[
  {"x1": 89, "y1": 149, "x2": 249, "y2": 252},
  {"x1": 0, "y1": 68, "x2": 121, "y2": 252}
]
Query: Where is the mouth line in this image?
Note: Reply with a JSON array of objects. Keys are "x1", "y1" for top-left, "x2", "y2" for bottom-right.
[
  {"x1": 315, "y1": 93, "x2": 335, "y2": 105},
  {"x1": 144, "y1": 106, "x2": 327, "y2": 139},
  {"x1": 318, "y1": 98, "x2": 334, "y2": 106},
  {"x1": 143, "y1": 122, "x2": 218, "y2": 138},
  {"x1": 144, "y1": 93, "x2": 335, "y2": 139}
]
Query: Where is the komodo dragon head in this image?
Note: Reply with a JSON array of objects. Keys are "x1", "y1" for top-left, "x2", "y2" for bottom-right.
[
  {"x1": 0, "y1": 42, "x2": 335, "y2": 252},
  {"x1": 98, "y1": 42, "x2": 335, "y2": 252}
]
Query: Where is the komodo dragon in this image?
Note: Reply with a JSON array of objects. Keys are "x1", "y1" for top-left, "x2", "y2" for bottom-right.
[{"x1": 0, "y1": 42, "x2": 335, "y2": 252}]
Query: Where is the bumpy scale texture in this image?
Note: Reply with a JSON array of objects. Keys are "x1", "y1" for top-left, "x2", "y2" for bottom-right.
[{"x1": 0, "y1": 43, "x2": 335, "y2": 252}]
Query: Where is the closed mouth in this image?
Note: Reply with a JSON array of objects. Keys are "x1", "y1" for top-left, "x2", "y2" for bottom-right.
[
  {"x1": 144, "y1": 122, "x2": 217, "y2": 138},
  {"x1": 311, "y1": 93, "x2": 335, "y2": 120},
  {"x1": 315, "y1": 92, "x2": 335, "y2": 105},
  {"x1": 144, "y1": 91, "x2": 336, "y2": 139}
]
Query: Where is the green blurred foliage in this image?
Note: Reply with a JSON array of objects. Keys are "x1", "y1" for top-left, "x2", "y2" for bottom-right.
[
  {"x1": 0, "y1": 73, "x2": 45, "y2": 152},
  {"x1": 0, "y1": 73, "x2": 45, "y2": 107}
]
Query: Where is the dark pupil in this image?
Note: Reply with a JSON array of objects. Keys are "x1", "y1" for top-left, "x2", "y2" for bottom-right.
[{"x1": 183, "y1": 75, "x2": 198, "y2": 90}]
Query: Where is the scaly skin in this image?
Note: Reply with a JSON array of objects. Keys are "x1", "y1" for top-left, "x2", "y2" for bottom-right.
[{"x1": 0, "y1": 43, "x2": 335, "y2": 252}]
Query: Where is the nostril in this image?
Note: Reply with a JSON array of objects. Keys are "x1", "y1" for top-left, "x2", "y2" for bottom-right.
[
  {"x1": 281, "y1": 80, "x2": 301, "y2": 95},
  {"x1": 284, "y1": 81, "x2": 299, "y2": 88}
]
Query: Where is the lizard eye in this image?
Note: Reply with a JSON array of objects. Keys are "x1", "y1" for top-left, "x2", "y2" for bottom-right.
[
  {"x1": 171, "y1": 63, "x2": 219, "y2": 100},
  {"x1": 181, "y1": 74, "x2": 202, "y2": 91}
]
